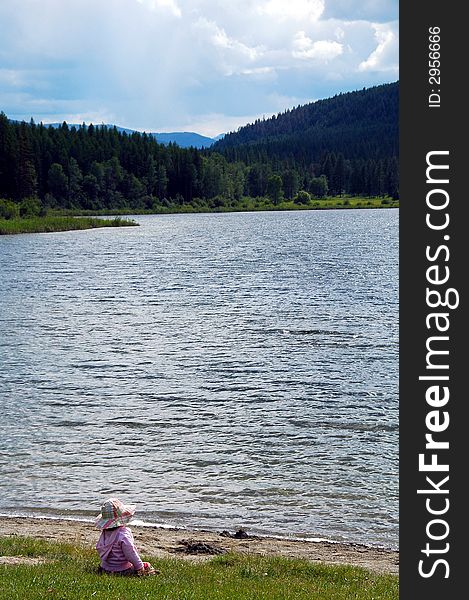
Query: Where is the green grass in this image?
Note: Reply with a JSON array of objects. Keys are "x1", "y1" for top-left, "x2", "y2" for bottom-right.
[
  {"x1": 0, "y1": 536, "x2": 398, "y2": 600},
  {"x1": 282, "y1": 196, "x2": 399, "y2": 211},
  {"x1": 0, "y1": 215, "x2": 138, "y2": 235},
  {"x1": 46, "y1": 196, "x2": 399, "y2": 218}
]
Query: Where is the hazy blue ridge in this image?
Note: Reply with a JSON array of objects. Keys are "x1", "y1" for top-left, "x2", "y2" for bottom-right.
[
  {"x1": 24, "y1": 122, "x2": 222, "y2": 148},
  {"x1": 152, "y1": 131, "x2": 216, "y2": 148}
]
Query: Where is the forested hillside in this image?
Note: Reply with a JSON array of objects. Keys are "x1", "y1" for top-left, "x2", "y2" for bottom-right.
[
  {"x1": 215, "y1": 83, "x2": 397, "y2": 157},
  {"x1": 0, "y1": 83, "x2": 398, "y2": 217},
  {"x1": 213, "y1": 82, "x2": 398, "y2": 198},
  {"x1": 0, "y1": 114, "x2": 240, "y2": 213}
]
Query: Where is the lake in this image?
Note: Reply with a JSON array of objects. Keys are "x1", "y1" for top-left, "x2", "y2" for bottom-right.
[{"x1": 0, "y1": 209, "x2": 398, "y2": 548}]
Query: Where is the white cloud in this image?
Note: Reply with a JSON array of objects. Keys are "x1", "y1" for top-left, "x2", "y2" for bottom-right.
[
  {"x1": 239, "y1": 66, "x2": 277, "y2": 78},
  {"x1": 256, "y1": 0, "x2": 324, "y2": 22},
  {"x1": 335, "y1": 26, "x2": 345, "y2": 40},
  {"x1": 359, "y1": 22, "x2": 398, "y2": 72},
  {"x1": 192, "y1": 17, "x2": 265, "y2": 76},
  {"x1": 0, "y1": 0, "x2": 399, "y2": 134},
  {"x1": 194, "y1": 17, "x2": 261, "y2": 60},
  {"x1": 292, "y1": 31, "x2": 343, "y2": 60},
  {"x1": 267, "y1": 92, "x2": 316, "y2": 110},
  {"x1": 137, "y1": 0, "x2": 182, "y2": 18}
]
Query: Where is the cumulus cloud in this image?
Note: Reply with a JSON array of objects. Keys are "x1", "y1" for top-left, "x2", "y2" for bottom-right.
[
  {"x1": 239, "y1": 67, "x2": 277, "y2": 78},
  {"x1": 0, "y1": 0, "x2": 399, "y2": 135},
  {"x1": 292, "y1": 32, "x2": 343, "y2": 60},
  {"x1": 193, "y1": 17, "x2": 263, "y2": 62},
  {"x1": 359, "y1": 22, "x2": 398, "y2": 72}
]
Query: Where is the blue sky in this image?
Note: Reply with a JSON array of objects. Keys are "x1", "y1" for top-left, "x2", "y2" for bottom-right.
[{"x1": 0, "y1": 0, "x2": 398, "y2": 137}]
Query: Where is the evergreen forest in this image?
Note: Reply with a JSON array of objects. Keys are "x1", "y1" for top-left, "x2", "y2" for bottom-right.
[{"x1": 0, "y1": 82, "x2": 398, "y2": 218}]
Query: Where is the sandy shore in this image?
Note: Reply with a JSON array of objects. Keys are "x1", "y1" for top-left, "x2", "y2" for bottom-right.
[{"x1": 0, "y1": 517, "x2": 398, "y2": 575}]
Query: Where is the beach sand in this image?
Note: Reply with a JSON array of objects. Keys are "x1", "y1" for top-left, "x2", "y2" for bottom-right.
[{"x1": 0, "y1": 517, "x2": 398, "y2": 575}]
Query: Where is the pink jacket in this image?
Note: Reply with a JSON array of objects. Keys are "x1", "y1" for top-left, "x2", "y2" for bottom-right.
[{"x1": 96, "y1": 526, "x2": 144, "y2": 572}]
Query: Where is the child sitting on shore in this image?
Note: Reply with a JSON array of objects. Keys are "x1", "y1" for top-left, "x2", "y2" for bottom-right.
[{"x1": 95, "y1": 498, "x2": 157, "y2": 576}]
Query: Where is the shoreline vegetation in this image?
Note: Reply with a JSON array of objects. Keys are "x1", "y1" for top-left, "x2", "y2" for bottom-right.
[
  {"x1": 0, "y1": 517, "x2": 399, "y2": 600},
  {"x1": 0, "y1": 215, "x2": 138, "y2": 235},
  {"x1": 51, "y1": 194, "x2": 399, "y2": 215},
  {"x1": 0, "y1": 195, "x2": 398, "y2": 235},
  {"x1": 1, "y1": 83, "x2": 398, "y2": 238},
  {"x1": 1, "y1": 85, "x2": 398, "y2": 239}
]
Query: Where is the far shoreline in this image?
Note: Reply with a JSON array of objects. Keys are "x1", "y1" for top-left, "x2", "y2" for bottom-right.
[
  {"x1": 51, "y1": 196, "x2": 399, "y2": 218},
  {"x1": 0, "y1": 516, "x2": 399, "y2": 575},
  {"x1": 0, "y1": 200, "x2": 398, "y2": 235}
]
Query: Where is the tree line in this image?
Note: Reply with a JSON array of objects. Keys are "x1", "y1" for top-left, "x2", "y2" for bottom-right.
[
  {"x1": 0, "y1": 85, "x2": 398, "y2": 217},
  {"x1": 213, "y1": 82, "x2": 399, "y2": 199}
]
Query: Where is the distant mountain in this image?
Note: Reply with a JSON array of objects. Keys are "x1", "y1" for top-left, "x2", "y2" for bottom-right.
[
  {"x1": 212, "y1": 82, "x2": 399, "y2": 164},
  {"x1": 152, "y1": 131, "x2": 216, "y2": 148},
  {"x1": 42, "y1": 123, "x2": 220, "y2": 149},
  {"x1": 1, "y1": 82, "x2": 399, "y2": 207}
]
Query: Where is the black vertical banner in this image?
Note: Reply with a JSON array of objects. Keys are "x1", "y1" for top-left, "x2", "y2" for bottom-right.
[{"x1": 400, "y1": 2, "x2": 466, "y2": 597}]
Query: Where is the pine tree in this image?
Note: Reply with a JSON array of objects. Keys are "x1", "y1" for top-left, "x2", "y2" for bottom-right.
[
  {"x1": 68, "y1": 157, "x2": 83, "y2": 207},
  {"x1": 282, "y1": 169, "x2": 299, "y2": 200},
  {"x1": 47, "y1": 163, "x2": 68, "y2": 201},
  {"x1": 0, "y1": 112, "x2": 17, "y2": 198},
  {"x1": 17, "y1": 123, "x2": 38, "y2": 199},
  {"x1": 331, "y1": 153, "x2": 346, "y2": 196},
  {"x1": 267, "y1": 174, "x2": 283, "y2": 205},
  {"x1": 156, "y1": 165, "x2": 168, "y2": 199}
]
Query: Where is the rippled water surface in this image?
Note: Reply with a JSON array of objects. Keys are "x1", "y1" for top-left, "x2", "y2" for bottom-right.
[{"x1": 0, "y1": 210, "x2": 398, "y2": 547}]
